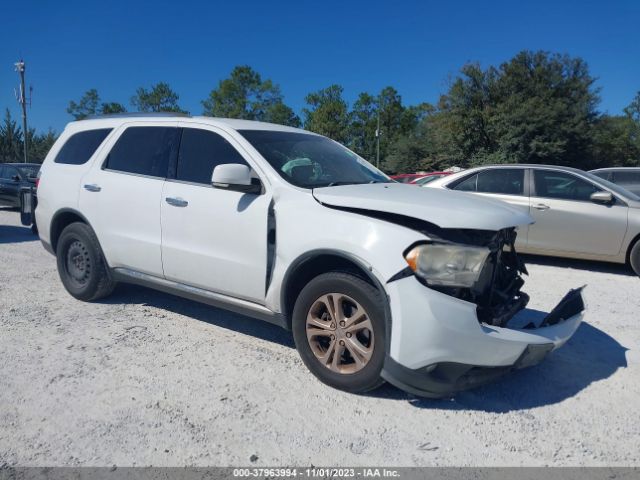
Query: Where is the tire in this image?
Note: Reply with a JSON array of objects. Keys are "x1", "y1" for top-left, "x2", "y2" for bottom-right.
[
  {"x1": 630, "y1": 239, "x2": 640, "y2": 277},
  {"x1": 292, "y1": 272, "x2": 386, "y2": 393},
  {"x1": 56, "y1": 222, "x2": 116, "y2": 301}
]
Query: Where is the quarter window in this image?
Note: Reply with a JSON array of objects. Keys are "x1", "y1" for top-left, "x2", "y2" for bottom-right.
[
  {"x1": 104, "y1": 127, "x2": 179, "y2": 177},
  {"x1": 533, "y1": 170, "x2": 599, "y2": 201},
  {"x1": 452, "y1": 169, "x2": 525, "y2": 195},
  {"x1": 54, "y1": 129, "x2": 112, "y2": 165},
  {"x1": 176, "y1": 128, "x2": 249, "y2": 184}
]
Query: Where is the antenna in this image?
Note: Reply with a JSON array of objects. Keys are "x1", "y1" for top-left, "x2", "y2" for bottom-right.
[{"x1": 14, "y1": 59, "x2": 31, "y2": 163}]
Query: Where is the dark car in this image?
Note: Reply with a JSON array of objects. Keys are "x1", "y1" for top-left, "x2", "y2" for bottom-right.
[
  {"x1": 590, "y1": 167, "x2": 640, "y2": 196},
  {"x1": 0, "y1": 163, "x2": 40, "y2": 208}
]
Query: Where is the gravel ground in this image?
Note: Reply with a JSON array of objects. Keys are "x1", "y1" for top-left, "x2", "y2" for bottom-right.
[{"x1": 1, "y1": 207, "x2": 639, "y2": 467}]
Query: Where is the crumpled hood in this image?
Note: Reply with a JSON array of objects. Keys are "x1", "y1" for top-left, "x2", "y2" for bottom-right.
[{"x1": 313, "y1": 183, "x2": 534, "y2": 231}]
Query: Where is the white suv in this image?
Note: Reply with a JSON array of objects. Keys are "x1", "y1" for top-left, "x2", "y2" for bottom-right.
[{"x1": 35, "y1": 114, "x2": 585, "y2": 396}]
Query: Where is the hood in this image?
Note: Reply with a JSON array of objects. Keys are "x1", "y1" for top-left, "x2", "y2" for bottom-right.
[{"x1": 312, "y1": 183, "x2": 533, "y2": 231}]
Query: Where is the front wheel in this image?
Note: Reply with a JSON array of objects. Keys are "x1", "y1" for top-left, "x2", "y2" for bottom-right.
[{"x1": 292, "y1": 272, "x2": 386, "y2": 393}]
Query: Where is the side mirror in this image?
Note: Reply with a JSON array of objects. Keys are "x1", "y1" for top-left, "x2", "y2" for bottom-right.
[
  {"x1": 11, "y1": 175, "x2": 21, "y2": 182},
  {"x1": 212, "y1": 164, "x2": 261, "y2": 194},
  {"x1": 590, "y1": 191, "x2": 613, "y2": 205}
]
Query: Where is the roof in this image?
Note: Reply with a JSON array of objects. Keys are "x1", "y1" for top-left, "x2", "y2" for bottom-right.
[
  {"x1": 68, "y1": 113, "x2": 309, "y2": 134},
  {"x1": 590, "y1": 167, "x2": 640, "y2": 172},
  {"x1": 4, "y1": 163, "x2": 41, "y2": 167}
]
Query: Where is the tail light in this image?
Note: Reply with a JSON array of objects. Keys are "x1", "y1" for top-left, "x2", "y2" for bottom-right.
[{"x1": 35, "y1": 170, "x2": 41, "y2": 189}]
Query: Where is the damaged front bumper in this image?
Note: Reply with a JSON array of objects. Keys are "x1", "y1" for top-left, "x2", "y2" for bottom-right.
[{"x1": 382, "y1": 275, "x2": 585, "y2": 398}]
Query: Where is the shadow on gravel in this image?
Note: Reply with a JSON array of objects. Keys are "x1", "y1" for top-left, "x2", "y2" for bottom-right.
[
  {"x1": 101, "y1": 283, "x2": 295, "y2": 348},
  {"x1": 0, "y1": 224, "x2": 37, "y2": 244},
  {"x1": 522, "y1": 253, "x2": 635, "y2": 276},
  {"x1": 373, "y1": 321, "x2": 628, "y2": 412}
]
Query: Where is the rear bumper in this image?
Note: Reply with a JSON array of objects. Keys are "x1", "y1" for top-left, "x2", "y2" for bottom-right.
[{"x1": 383, "y1": 276, "x2": 584, "y2": 397}]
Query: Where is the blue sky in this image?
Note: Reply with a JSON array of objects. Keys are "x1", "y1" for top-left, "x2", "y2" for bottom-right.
[{"x1": 1, "y1": 0, "x2": 639, "y2": 133}]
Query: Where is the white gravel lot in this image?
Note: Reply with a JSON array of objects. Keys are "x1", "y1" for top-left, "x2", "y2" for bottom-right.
[{"x1": 0, "y1": 207, "x2": 639, "y2": 467}]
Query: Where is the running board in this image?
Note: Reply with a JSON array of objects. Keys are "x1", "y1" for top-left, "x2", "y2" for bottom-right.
[{"x1": 112, "y1": 268, "x2": 287, "y2": 328}]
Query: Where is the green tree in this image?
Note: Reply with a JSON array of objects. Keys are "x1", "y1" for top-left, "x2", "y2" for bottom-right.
[
  {"x1": 67, "y1": 89, "x2": 100, "y2": 120},
  {"x1": 100, "y1": 102, "x2": 127, "y2": 115},
  {"x1": 0, "y1": 109, "x2": 23, "y2": 163},
  {"x1": 425, "y1": 51, "x2": 600, "y2": 168},
  {"x1": 27, "y1": 128, "x2": 58, "y2": 163},
  {"x1": 131, "y1": 82, "x2": 187, "y2": 113},
  {"x1": 202, "y1": 66, "x2": 299, "y2": 126},
  {"x1": 68, "y1": 89, "x2": 127, "y2": 119},
  {"x1": 303, "y1": 85, "x2": 350, "y2": 143},
  {"x1": 624, "y1": 91, "x2": 640, "y2": 123},
  {"x1": 349, "y1": 92, "x2": 378, "y2": 161}
]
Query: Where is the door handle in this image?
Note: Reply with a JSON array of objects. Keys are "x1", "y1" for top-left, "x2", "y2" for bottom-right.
[
  {"x1": 165, "y1": 197, "x2": 188, "y2": 207},
  {"x1": 83, "y1": 184, "x2": 101, "y2": 192},
  {"x1": 533, "y1": 203, "x2": 550, "y2": 211}
]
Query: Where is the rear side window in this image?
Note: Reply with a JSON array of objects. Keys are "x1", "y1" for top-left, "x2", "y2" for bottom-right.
[
  {"x1": 176, "y1": 128, "x2": 249, "y2": 184},
  {"x1": 452, "y1": 169, "x2": 525, "y2": 195},
  {"x1": 105, "y1": 127, "x2": 179, "y2": 177},
  {"x1": 613, "y1": 171, "x2": 640, "y2": 184},
  {"x1": 54, "y1": 129, "x2": 112, "y2": 165}
]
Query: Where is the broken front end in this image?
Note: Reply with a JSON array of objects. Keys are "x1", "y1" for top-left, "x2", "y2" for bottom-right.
[{"x1": 382, "y1": 226, "x2": 585, "y2": 398}]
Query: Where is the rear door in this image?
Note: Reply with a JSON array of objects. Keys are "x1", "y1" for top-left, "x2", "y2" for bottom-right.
[
  {"x1": 450, "y1": 168, "x2": 530, "y2": 246},
  {"x1": 160, "y1": 124, "x2": 270, "y2": 302},
  {"x1": 528, "y1": 169, "x2": 628, "y2": 256},
  {"x1": 79, "y1": 123, "x2": 179, "y2": 276}
]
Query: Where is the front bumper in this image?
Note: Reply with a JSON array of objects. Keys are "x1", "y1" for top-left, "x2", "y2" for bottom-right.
[{"x1": 382, "y1": 276, "x2": 584, "y2": 397}]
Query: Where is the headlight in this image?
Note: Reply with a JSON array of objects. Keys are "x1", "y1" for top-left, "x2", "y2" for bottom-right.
[{"x1": 404, "y1": 243, "x2": 490, "y2": 288}]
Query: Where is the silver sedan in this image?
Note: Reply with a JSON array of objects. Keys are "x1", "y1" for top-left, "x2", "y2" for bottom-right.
[{"x1": 426, "y1": 164, "x2": 640, "y2": 275}]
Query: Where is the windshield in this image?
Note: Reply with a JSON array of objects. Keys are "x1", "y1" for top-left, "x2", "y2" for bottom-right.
[
  {"x1": 15, "y1": 165, "x2": 40, "y2": 179},
  {"x1": 583, "y1": 171, "x2": 640, "y2": 201},
  {"x1": 239, "y1": 130, "x2": 390, "y2": 188}
]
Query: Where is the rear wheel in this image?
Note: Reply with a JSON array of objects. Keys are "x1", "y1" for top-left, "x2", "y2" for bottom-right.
[
  {"x1": 630, "y1": 239, "x2": 640, "y2": 277},
  {"x1": 56, "y1": 222, "x2": 116, "y2": 301},
  {"x1": 292, "y1": 272, "x2": 386, "y2": 393}
]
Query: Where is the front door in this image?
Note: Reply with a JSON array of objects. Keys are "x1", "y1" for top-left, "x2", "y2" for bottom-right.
[
  {"x1": 527, "y1": 169, "x2": 628, "y2": 257},
  {"x1": 160, "y1": 124, "x2": 270, "y2": 303}
]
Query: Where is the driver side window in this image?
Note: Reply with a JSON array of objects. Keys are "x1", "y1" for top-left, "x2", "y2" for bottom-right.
[
  {"x1": 177, "y1": 128, "x2": 250, "y2": 185},
  {"x1": 533, "y1": 170, "x2": 599, "y2": 201}
]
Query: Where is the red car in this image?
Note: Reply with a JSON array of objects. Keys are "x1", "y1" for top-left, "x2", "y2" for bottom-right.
[{"x1": 391, "y1": 172, "x2": 452, "y2": 185}]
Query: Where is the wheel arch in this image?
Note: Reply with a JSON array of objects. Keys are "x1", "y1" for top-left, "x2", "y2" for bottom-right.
[
  {"x1": 626, "y1": 232, "x2": 640, "y2": 265},
  {"x1": 49, "y1": 208, "x2": 94, "y2": 253},
  {"x1": 280, "y1": 250, "x2": 391, "y2": 334}
]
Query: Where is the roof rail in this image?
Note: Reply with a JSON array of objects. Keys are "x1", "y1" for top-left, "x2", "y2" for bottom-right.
[{"x1": 83, "y1": 112, "x2": 191, "y2": 120}]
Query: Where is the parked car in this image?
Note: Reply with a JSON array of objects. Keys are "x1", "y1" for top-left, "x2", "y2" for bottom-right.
[
  {"x1": 0, "y1": 163, "x2": 40, "y2": 208},
  {"x1": 590, "y1": 167, "x2": 640, "y2": 196},
  {"x1": 35, "y1": 115, "x2": 584, "y2": 397},
  {"x1": 390, "y1": 173, "x2": 428, "y2": 183},
  {"x1": 410, "y1": 171, "x2": 452, "y2": 186},
  {"x1": 426, "y1": 164, "x2": 640, "y2": 275}
]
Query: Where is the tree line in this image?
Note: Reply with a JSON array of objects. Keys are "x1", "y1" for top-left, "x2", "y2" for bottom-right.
[{"x1": 1, "y1": 50, "x2": 639, "y2": 172}]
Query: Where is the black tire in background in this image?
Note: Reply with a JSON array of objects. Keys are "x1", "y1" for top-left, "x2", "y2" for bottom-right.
[
  {"x1": 630, "y1": 239, "x2": 640, "y2": 277},
  {"x1": 292, "y1": 271, "x2": 387, "y2": 393},
  {"x1": 56, "y1": 222, "x2": 116, "y2": 301}
]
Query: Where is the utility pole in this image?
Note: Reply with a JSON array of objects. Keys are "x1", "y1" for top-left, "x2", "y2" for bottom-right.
[
  {"x1": 375, "y1": 101, "x2": 381, "y2": 169},
  {"x1": 14, "y1": 59, "x2": 29, "y2": 163}
]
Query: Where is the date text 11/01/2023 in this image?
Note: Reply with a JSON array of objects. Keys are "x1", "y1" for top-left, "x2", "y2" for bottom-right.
[{"x1": 232, "y1": 468, "x2": 400, "y2": 478}]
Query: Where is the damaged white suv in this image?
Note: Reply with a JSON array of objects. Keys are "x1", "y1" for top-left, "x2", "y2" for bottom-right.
[{"x1": 35, "y1": 114, "x2": 585, "y2": 396}]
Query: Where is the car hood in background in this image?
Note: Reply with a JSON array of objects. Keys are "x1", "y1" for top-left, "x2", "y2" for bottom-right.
[{"x1": 312, "y1": 183, "x2": 533, "y2": 231}]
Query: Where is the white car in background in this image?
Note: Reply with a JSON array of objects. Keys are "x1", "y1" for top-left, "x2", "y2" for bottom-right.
[
  {"x1": 35, "y1": 115, "x2": 584, "y2": 397},
  {"x1": 426, "y1": 164, "x2": 640, "y2": 275}
]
